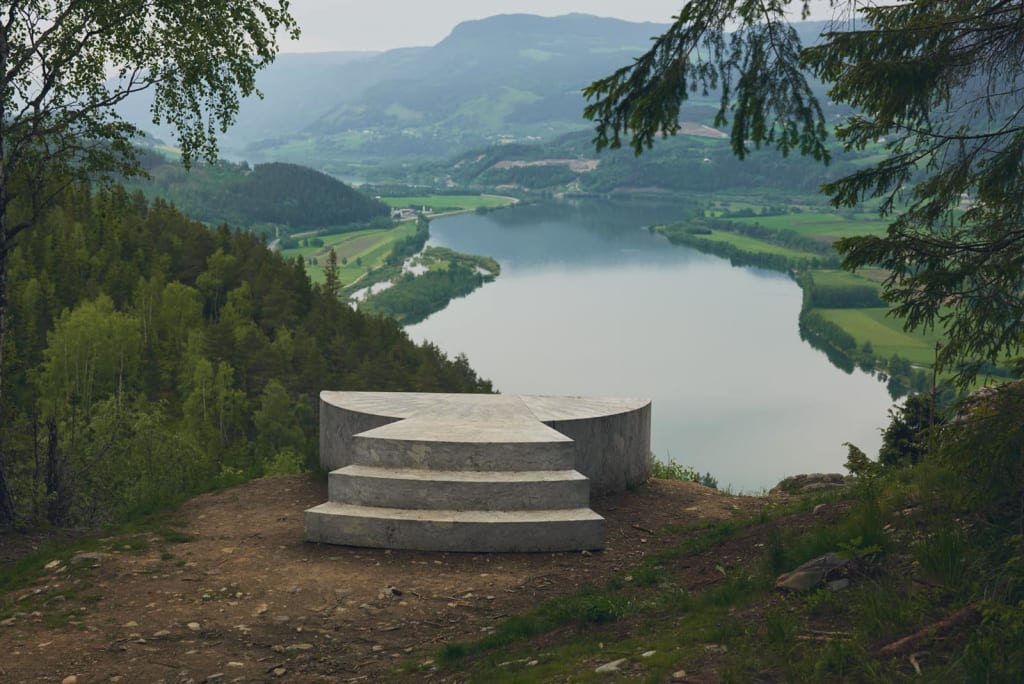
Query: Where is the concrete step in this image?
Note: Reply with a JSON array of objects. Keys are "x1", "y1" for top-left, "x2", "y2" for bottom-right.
[
  {"x1": 304, "y1": 502, "x2": 606, "y2": 552},
  {"x1": 351, "y1": 433, "x2": 576, "y2": 472},
  {"x1": 329, "y1": 465, "x2": 590, "y2": 511}
]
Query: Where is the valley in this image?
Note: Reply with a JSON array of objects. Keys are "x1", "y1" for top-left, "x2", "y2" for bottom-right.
[{"x1": 3, "y1": 6, "x2": 1023, "y2": 682}]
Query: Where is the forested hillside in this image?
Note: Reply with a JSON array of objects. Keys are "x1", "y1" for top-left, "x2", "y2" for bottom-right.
[
  {"x1": 436, "y1": 130, "x2": 873, "y2": 195},
  {"x1": 129, "y1": 154, "x2": 390, "y2": 236},
  {"x1": 115, "y1": 15, "x2": 840, "y2": 173},
  {"x1": 1, "y1": 183, "x2": 490, "y2": 528},
  {"x1": 119, "y1": 14, "x2": 681, "y2": 167}
]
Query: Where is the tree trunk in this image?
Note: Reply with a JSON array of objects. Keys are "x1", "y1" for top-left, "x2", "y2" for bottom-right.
[
  {"x1": 45, "y1": 417, "x2": 68, "y2": 527},
  {"x1": 0, "y1": 440, "x2": 14, "y2": 525},
  {"x1": 0, "y1": 207, "x2": 16, "y2": 526}
]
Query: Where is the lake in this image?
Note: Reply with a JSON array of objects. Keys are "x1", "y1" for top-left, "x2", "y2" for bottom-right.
[{"x1": 405, "y1": 199, "x2": 894, "y2": 492}]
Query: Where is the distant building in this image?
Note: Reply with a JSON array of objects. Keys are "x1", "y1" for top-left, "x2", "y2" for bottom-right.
[{"x1": 391, "y1": 208, "x2": 418, "y2": 220}]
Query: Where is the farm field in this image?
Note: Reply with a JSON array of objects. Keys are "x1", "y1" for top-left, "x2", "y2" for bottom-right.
[
  {"x1": 727, "y1": 211, "x2": 891, "y2": 240},
  {"x1": 699, "y1": 230, "x2": 823, "y2": 260},
  {"x1": 279, "y1": 222, "x2": 417, "y2": 286},
  {"x1": 810, "y1": 268, "x2": 884, "y2": 290},
  {"x1": 379, "y1": 194, "x2": 516, "y2": 212},
  {"x1": 815, "y1": 307, "x2": 942, "y2": 366}
]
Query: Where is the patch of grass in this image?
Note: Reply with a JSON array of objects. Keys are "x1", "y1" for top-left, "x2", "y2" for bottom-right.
[
  {"x1": 438, "y1": 589, "x2": 634, "y2": 666},
  {"x1": 657, "y1": 518, "x2": 751, "y2": 555},
  {"x1": 44, "y1": 611, "x2": 76, "y2": 629},
  {"x1": 764, "y1": 527, "x2": 789, "y2": 575},
  {"x1": 631, "y1": 564, "x2": 667, "y2": 587},
  {"x1": 765, "y1": 607, "x2": 800, "y2": 645},
  {"x1": 432, "y1": 443, "x2": 1024, "y2": 684},
  {"x1": 780, "y1": 498, "x2": 888, "y2": 572},
  {"x1": 656, "y1": 587, "x2": 694, "y2": 613},
  {"x1": 436, "y1": 512, "x2": 768, "y2": 673},
  {"x1": 433, "y1": 477, "x2": 908, "y2": 681},
  {"x1": 0, "y1": 534, "x2": 107, "y2": 598},
  {"x1": 701, "y1": 574, "x2": 770, "y2": 608},
  {"x1": 854, "y1": 578, "x2": 928, "y2": 643},
  {"x1": 913, "y1": 524, "x2": 971, "y2": 591},
  {"x1": 1, "y1": 508, "x2": 195, "y2": 604},
  {"x1": 802, "y1": 587, "x2": 844, "y2": 619}
]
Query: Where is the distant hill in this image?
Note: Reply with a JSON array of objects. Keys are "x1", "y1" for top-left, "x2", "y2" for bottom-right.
[
  {"x1": 128, "y1": 152, "x2": 390, "y2": 236},
  {"x1": 293, "y1": 14, "x2": 673, "y2": 160},
  {"x1": 118, "y1": 14, "x2": 836, "y2": 172},
  {"x1": 118, "y1": 14, "x2": 673, "y2": 168},
  {"x1": 423, "y1": 124, "x2": 870, "y2": 196},
  {"x1": 115, "y1": 51, "x2": 381, "y2": 159}
]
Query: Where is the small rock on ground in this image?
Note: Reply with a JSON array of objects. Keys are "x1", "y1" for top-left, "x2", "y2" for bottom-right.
[
  {"x1": 595, "y1": 658, "x2": 627, "y2": 673},
  {"x1": 776, "y1": 552, "x2": 851, "y2": 592}
]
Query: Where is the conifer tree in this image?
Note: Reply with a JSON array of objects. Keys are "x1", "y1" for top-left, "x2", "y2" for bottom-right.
[
  {"x1": 0, "y1": 0, "x2": 298, "y2": 525},
  {"x1": 324, "y1": 248, "x2": 341, "y2": 299},
  {"x1": 585, "y1": 0, "x2": 1024, "y2": 385}
]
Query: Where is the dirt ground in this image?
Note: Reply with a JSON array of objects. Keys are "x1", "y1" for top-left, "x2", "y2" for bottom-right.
[{"x1": 0, "y1": 475, "x2": 778, "y2": 683}]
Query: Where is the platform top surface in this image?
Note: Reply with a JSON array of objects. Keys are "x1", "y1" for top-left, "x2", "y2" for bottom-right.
[
  {"x1": 321, "y1": 392, "x2": 648, "y2": 421},
  {"x1": 320, "y1": 392, "x2": 649, "y2": 444}
]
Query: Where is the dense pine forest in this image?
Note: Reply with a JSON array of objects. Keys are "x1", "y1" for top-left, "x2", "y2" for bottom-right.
[
  {"x1": 0, "y1": 182, "x2": 491, "y2": 529},
  {"x1": 129, "y1": 154, "x2": 391, "y2": 236}
]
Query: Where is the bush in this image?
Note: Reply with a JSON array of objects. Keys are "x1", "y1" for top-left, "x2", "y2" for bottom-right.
[
  {"x1": 935, "y1": 382, "x2": 1024, "y2": 507},
  {"x1": 650, "y1": 458, "x2": 718, "y2": 489}
]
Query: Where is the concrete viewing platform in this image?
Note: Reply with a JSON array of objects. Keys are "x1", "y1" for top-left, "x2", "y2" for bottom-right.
[{"x1": 305, "y1": 392, "x2": 651, "y2": 552}]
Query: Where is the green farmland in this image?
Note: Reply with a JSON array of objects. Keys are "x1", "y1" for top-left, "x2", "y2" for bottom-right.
[
  {"x1": 379, "y1": 194, "x2": 516, "y2": 213},
  {"x1": 279, "y1": 222, "x2": 417, "y2": 286},
  {"x1": 699, "y1": 230, "x2": 823, "y2": 260},
  {"x1": 727, "y1": 211, "x2": 891, "y2": 240},
  {"x1": 663, "y1": 200, "x2": 952, "y2": 387},
  {"x1": 816, "y1": 307, "x2": 943, "y2": 366}
]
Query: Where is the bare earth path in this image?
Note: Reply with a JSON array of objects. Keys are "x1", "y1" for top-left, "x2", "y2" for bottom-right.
[{"x1": 0, "y1": 475, "x2": 770, "y2": 683}]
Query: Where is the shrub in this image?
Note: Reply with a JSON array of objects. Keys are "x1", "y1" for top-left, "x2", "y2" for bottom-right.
[{"x1": 650, "y1": 458, "x2": 718, "y2": 489}]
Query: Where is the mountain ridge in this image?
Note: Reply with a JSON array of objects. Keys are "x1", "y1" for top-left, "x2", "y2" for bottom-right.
[{"x1": 118, "y1": 14, "x2": 833, "y2": 173}]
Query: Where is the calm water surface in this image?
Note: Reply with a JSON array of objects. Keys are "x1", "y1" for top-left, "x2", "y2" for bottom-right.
[{"x1": 406, "y1": 200, "x2": 894, "y2": 492}]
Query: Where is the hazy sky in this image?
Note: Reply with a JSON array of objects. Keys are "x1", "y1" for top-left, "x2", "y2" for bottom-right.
[{"x1": 284, "y1": 1, "x2": 689, "y2": 53}]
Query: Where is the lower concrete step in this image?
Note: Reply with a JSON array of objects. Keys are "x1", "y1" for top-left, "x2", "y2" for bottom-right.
[
  {"x1": 304, "y1": 502, "x2": 606, "y2": 552},
  {"x1": 328, "y1": 465, "x2": 590, "y2": 511}
]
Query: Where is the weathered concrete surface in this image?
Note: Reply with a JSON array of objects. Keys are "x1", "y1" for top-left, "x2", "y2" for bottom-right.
[
  {"x1": 308, "y1": 392, "x2": 651, "y2": 552},
  {"x1": 319, "y1": 397, "x2": 402, "y2": 472},
  {"x1": 318, "y1": 392, "x2": 651, "y2": 489},
  {"x1": 305, "y1": 503, "x2": 606, "y2": 552},
  {"x1": 329, "y1": 465, "x2": 591, "y2": 511},
  {"x1": 525, "y1": 396, "x2": 652, "y2": 495}
]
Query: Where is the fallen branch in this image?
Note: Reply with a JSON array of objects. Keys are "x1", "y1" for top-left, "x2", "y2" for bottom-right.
[
  {"x1": 152, "y1": 661, "x2": 180, "y2": 670},
  {"x1": 632, "y1": 523, "x2": 656, "y2": 535},
  {"x1": 879, "y1": 606, "x2": 980, "y2": 657}
]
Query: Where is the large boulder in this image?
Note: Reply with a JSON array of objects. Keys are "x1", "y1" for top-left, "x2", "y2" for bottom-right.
[{"x1": 769, "y1": 472, "x2": 848, "y2": 496}]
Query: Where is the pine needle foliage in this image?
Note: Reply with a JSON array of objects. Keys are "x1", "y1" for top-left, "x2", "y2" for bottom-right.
[{"x1": 584, "y1": 0, "x2": 1024, "y2": 386}]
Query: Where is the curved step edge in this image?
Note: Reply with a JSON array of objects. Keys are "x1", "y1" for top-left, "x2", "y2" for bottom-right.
[
  {"x1": 328, "y1": 465, "x2": 591, "y2": 511},
  {"x1": 304, "y1": 502, "x2": 606, "y2": 552}
]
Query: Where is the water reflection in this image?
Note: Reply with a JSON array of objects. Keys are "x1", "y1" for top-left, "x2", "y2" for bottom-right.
[{"x1": 407, "y1": 200, "x2": 893, "y2": 492}]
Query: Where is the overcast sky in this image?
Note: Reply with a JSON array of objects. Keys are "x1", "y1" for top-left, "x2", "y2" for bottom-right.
[{"x1": 283, "y1": 1, "x2": 691, "y2": 53}]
